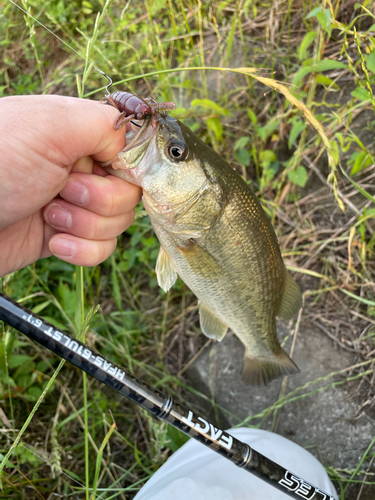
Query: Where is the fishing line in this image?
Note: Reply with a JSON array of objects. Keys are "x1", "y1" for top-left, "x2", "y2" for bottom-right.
[
  {"x1": 8, "y1": 0, "x2": 112, "y2": 93},
  {"x1": 0, "y1": 293, "x2": 338, "y2": 500}
]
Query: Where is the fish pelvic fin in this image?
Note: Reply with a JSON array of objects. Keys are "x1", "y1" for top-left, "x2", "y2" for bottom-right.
[
  {"x1": 199, "y1": 302, "x2": 228, "y2": 341},
  {"x1": 241, "y1": 349, "x2": 299, "y2": 386},
  {"x1": 155, "y1": 246, "x2": 178, "y2": 292},
  {"x1": 278, "y1": 273, "x2": 302, "y2": 320}
]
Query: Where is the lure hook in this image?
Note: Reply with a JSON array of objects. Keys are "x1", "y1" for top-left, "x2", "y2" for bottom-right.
[{"x1": 100, "y1": 71, "x2": 113, "y2": 95}]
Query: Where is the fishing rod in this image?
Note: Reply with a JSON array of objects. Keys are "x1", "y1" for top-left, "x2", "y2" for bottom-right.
[{"x1": 0, "y1": 292, "x2": 337, "y2": 500}]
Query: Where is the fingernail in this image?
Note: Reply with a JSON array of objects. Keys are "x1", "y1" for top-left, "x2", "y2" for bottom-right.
[
  {"x1": 60, "y1": 179, "x2": 89, "y2": 205},
  {"x1": 44, "y1": 204, "x2": 72, "y2": 229},
  {"x1": 49, "y1": 237, "x2": 76, "y2": 258}
]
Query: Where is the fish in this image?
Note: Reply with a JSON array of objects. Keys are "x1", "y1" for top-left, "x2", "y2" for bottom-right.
[{"x1": 102, "y1": 112, "x2": 302, "y2": 385}]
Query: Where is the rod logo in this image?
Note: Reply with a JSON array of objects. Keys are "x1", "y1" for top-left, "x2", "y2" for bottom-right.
[
  {"x1": 182, "y1": 410, "x2": 233, "y2": 450},
  {"x1": 22, "y1": 313, "x2": 126, "y2": 382},
  {"x1": 279, "y1": 470, "x2": 337, "y2": 500}
]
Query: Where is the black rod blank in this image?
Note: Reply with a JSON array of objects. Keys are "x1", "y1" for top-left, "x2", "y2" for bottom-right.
[{"x1": 0, "y1": 293, "x2": 337, "y2": 500}]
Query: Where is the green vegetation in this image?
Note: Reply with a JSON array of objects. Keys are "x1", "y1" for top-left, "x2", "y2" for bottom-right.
[{"x1": 1, "y1": 0, "x2": 375, "y2": 498}]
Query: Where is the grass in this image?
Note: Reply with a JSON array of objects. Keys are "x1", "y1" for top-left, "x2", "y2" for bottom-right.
[{"x1": 0, "y1": 0, "x2": 375, "y2": 498}]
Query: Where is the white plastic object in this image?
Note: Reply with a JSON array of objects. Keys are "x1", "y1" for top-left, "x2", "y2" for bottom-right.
[{"x1": 134, "y1": 427, "x2": 337, "y2": 500}]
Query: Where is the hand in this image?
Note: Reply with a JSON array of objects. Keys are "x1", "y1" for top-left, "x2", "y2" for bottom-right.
[{"x1": 0, "y1": 95, "x2": 141, "y2": 278}]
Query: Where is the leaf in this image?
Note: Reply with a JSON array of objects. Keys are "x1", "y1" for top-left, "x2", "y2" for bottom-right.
[
  {"x1": 292, "y1": 65, "x2": 313, "y2": 86},
  {"x1": 63, "y1": 469, "x2": 83, "y2": 481},
  {"x1": 260, "y1": 157, "x2": 279, "y2": 190},
  {"x1": 37, "y1": 360, "x2": 51, "y2": 372},
  {"x1": 288, "y1": 165, "x2": 308, "y2": 187},
  {"x1": 351, "y1": 87, "x2": 371, "y2": 102},
  {"x1": 316, "y1": 9, "x2": 331, "y2": 36},
  {"x1": 14, "y1": 445, "x2": 42, "y2": 466},
  {"x1": 234, "y1": 149, "x2": 251, "y2": 166},
  {"x1": 260, "y1": 150, "x2": 277, "y2": 168},
  {"x1": 0, "y1": 454, "x2": 17, "y2": 468},
  {"x1": 256, "y1": 127, "x2": 267, "y2": 141},
  {"x1": 316, "y1": 74, "x2": 339, "y2": 89},
  {"x1": 149, "y1": 0, "x2": 169, "y2": 16},
  {"x1": 191, "y1": 99, "x2": 230, "y2": 116},
  {"x1": 314, "y1": 59, "x2": 347, "y2": 72},
  {"x1": 165, "y1": 426, "x2": 189, "y2": 452},
  {"x1": 256, "y1": 121, "x2": 279, "y2": 141},
  {"x1": 8, "y1": 355, "x2": 33, "y2": 369},
  {"x1": 350, "y1": 151, "x2": 372, "y2": 175},
  {"x1": 32, "y1": 300, "x2": 52, "y2": 315},
  {"x1": 260, "y1": 151, "x2": 279, "y2": 188},
  {"x1": 297, "y1": 31, "x2": 317, "y2": 60},
  {"x1": 58, "y1": 282, "x2": 75, "y2": 318},
  {"x1": 234, "y1": 136, "x2": 250, "y2": 150},
  {"x1": 43, "y1": 316, "x2": 67, "y2": 330},
  {"x1": 366, "y1": 52, "x2": 375, "y2": 73},
  {"x1": 206, "y1": 117, "x2": 223, "y2": 141},
  {"x1": 306, "y1": 6, "x2": 322, "y2": 19},
  {"x1": 27, "y1": 386, "x2": 43, "y2": 401},
  {"x1": 247, "y1": 108, "x2": 257, "y2": 125},
  {"x1": 217, "y1": 0, "x2": 232, "y2": 17},
  {"x1": 266, "y1": 161, "x2": 279, "y2": 178},
  {"x1": 288, "y1": 120, "x2": 307, "y2": 149},
  {"x1": 335, "y1": 132, "x2": 351, "y2": 153},
  {"x1": 0, "y1": 375, "x2": 16, "y2": 387}
]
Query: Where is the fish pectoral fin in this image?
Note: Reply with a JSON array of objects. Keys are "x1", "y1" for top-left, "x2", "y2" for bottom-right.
[
  {"x1": 155, "y1": 247, "x2": 178, "y2": 292},
  {"x1": 199, "y1": 302, "x2": 228, "y2": 341},
  {"x1": 278, "y1": 273, "x2": 302, "y2": 320},
  {"x1": 178, "y1": 239, "x2": 222, "y2": 278},
  {"x1": 241, "y1": 349, "x2": 299, "y2": 386}
]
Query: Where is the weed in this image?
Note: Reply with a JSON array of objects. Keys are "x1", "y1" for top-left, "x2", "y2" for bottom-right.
[{"x1": 1, "y1": 0, "x2": 375, "y2": 498}]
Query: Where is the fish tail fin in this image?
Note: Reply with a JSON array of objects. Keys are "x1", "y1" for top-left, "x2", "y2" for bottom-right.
[{"x1": 242, "y1": 349, "x2": 299, "y2": 386}]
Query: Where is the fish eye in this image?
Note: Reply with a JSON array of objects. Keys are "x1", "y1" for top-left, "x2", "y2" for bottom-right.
[{"x1": 166, "y1": 141, "x2": 188, "y2": 162}]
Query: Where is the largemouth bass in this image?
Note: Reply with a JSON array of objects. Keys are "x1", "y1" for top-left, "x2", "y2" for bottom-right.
[{"x1": 102, "y1": 112, "x2": 302, "y2": 385}]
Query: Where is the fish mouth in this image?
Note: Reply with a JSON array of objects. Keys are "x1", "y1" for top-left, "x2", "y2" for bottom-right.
[
  {"x1": 117, "y1": 115, "x2": 159, "y2": 169},
  {"x1": 100, "y1": 114, "x2": 159, "y2": 169},
  {"x1": 124, "y1": 116, "x2": 158, "y2": 151}
]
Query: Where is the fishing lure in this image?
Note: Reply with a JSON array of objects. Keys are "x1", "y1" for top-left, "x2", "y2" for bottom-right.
[{"x1": 103, "y1": 91, "x2": 175, "y2": 130}]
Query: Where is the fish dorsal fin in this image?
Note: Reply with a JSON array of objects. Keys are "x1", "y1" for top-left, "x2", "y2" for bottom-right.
[
  {"x1": 199, "y1": 302, "x2": 228, "y2": 341},
  {"x1": 278, "y1": 273, "x2": 302, "y2": 320},
  {"x1": 155, "y1": 247, "x2": 178, "y2": 292}
]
